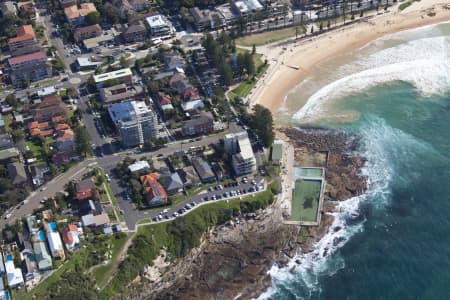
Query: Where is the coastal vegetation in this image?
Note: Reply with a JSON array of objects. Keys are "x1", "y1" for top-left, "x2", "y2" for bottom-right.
[
  {"x1": 100, "y1": 189, "x2": 277, "y2": 298},
  {"x1": 236, "y1": 26, "x2": 305, "y2": 47}
]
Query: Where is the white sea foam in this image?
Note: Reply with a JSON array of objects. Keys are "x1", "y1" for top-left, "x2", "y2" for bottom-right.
[
  {"x1": 294, "y1": 36, "x2": 450, "y2": 122},
  {"x1": 257, "y1": 117, "x2": 442, "y2": 299}
]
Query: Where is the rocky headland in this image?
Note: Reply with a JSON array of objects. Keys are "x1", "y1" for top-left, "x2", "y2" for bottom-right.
[{"x1": 133, "y1": 127, "x2": 368, "y2": 300}]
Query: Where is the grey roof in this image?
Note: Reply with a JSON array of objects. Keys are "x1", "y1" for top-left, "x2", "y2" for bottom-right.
[
  {"x1": 7, "y1": 162, "x2": 27, "y2": 185},
  {"x1": 0, "y1": 133, "x2": 14, "y2": 150},
  {"x1": 125, "y1": 23, "x2": 147, "y2": 34},
  {"x1": 33, "y1": 242, "x2": 52, "y2": 271},
  {"x1": 29, "y1": 162, "x2": 49, "y2": 178},
  {"x1": 191, "y1": 156, "x2": 215, "y2": 182},
  {"x1": 0, "y1": 1, "x2": 17, "y2": 15},
  {"x1": 76, "y1": 178, "x2": 96, "y2": 191},
  {"x1": 0, "y1": 147, "x2": 19, "y2": 161},
  {"x1": 183, "y1": 111, "x2": 213, "y2": 127},
  {"x1": 161, "y1": 172, "x2": 183, "y2": 191},
  {"x1": 177, "y1": 166, "x2": 201, "y2": 186}
]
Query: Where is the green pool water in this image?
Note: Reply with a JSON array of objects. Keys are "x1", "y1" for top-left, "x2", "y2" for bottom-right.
[
  {"x1": 295, "y1": 167, "x2": 323, "y2": 178},
  {"x1": 290, "y1": 179, "x2": 322, "y2": 222}
]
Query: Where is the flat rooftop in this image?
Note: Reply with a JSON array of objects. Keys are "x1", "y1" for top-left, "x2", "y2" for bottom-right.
[{"x1": 93, "y1": 68, "x2": 132, "y2": 83}]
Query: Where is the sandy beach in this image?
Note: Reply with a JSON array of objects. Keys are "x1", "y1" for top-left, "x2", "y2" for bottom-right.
[{"x1": 249, "y1": 0, "x2": 450, "y2": 115}]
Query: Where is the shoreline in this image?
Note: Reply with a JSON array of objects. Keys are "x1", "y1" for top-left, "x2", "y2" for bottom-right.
[{"x1": 250, "y1": 0, "x2": 450, "y2": 115}]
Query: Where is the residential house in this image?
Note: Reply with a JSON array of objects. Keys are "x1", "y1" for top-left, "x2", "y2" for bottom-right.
[
  {"x1": 108, "y1": 101, "x2": 157, "y2": 148},
  {"x1": 190, "y1": 7, "x2": 211, "y2": 31},
  {"x1": 178, "y1": 166, "x2": 201, "y2": 187},
  {"x1": 30, "y1": 94, "x2": 66, "y2": 122},
  {"x1": 18, "y1": 2, "x2": 38, "y2": 19},
  {"x1": 47, "y1": 231, "x2": 65, "y2": 259},
  {"x1": 33, "y1": 242, "x2": 52, "y2": 271},
  {"x1": 29, "y1": 162, "x2": 50, "y2": 186},
  {"x1": 75, "y1": 56, "x2": 103, "y2": 71},
  {"x1": 140, "y1": 173, "x2": 168, "y2": 206},
  {"x1": 73, "y1": 24, "x2": 102, "y2": 42},
  {"x1": 5, "y1": 260, "x2": 24, "y2": 288},
  {"x1": 76, "y1": 178, "x2": 99, "y2": 202},
  {"x1": 181, "y1": 111, "x2": 214, "y2": 136},
  {"x1": 7, "y1": 162, "x2": 27, "y2": 186},
  {"x1": 121, "y1": 21, "x2": 147, "y2": 43},
  {"x1": 224, "y1": 131, "x2": 256, "y2": 175},
  {"x1": 81, "y1": 213, "x2": 110, "y2": 227},
  {"x1": 28, "y1": 121, "x2": 53, "y2": 137},
  {"x1": 79, "y1": 199, "x2": 103, "y2": 216},
  {"x1": 0, "y1": 147, "x2": 20, "y2": 163},
  {"x1": 8, "y1": 25, "x2": 40, "y2": 56},
  {"x1": 16, "y1": 232, "x2": 33, "y2": 254},
  {"x1": 83, "y1": 34, "x2": 114, "y2": 50},
  {"x1": 52, "y1": 151, "x2": 79, "y2": 166},
  {"x1": 61, "y1": 223, "x2": 82, "y2": 251},
  {"x1": 145, "y1": 14, "x2": 175, "y2": 39},
  {"x1": 0, "y1": 133, "x2": 14, "y2": 150},
  {"x1": 8, "y1": 51, "x2": 52, "y2": 85},
  {"x1": 169, "y1": 73, "x2": 193, "y2": 94},
  {"x1": 99, "y1": 84, "x2": 144, "y2": 106},
  {"x1": 113, "y1": 0, "x2": 148, "y2": 17},
  {"x1": 160, "y1": 171, "x2": 184, "y2": 195},
  {"x1": 181, "y1": 99, "x2": 205, "y2": 112},
  {"x1": 64, "y1": 3, "x2": 97, "y2": 26},
  {"x1": 191, "y1": 156, "x2": 216, "y2": 183},
  {"x1": 211, "y1": 162, "x2": 228, "y2": 181},
  {"x1": 26, "y1": 216, "x2": 39, "y2": 234},
  {"x1": 128, "y1": 160, "x2": 150, "y2": 173},
  {"x1": 163, "y1": 50, "x2": 186, "y2": 71},
  {"x1": 156, "y1": 92, "x2": 174, "y2": 113},
  {"x1": 21, "y1": 253, "x2": 38, "y2": 281},
  {"x1": 55, "y1": 127, "x2": 75, "y2": 152},
  {"x1": 93, "y1": 68, "x2": 132, "y2": 88},
  {"x1": 0, "y1": 1, "x2": 17, "y2": 16},
  {"x1": 181, "y1": 88, "x2": 200, "y2": 102},
  {"x1": 59, "y1": 0, "x2": 77, "y2": 8}
]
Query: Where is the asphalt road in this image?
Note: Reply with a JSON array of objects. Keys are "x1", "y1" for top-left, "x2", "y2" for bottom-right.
[{"x1": 0, "y1": 158, "x2": 97, "y2": 228}]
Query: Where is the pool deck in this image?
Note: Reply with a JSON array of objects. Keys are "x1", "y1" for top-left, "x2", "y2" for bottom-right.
[{"x1": 285, "y1": 167, "x2": 326, "y2": 226}]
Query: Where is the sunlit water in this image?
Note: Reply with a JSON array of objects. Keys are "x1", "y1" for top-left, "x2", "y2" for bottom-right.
[{"x1": 259, "y1": 22, "x2": 450, "y2": 300}]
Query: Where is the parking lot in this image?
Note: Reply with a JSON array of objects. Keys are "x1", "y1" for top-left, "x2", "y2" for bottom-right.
[{"x1": 149, "y1": 176, "x2": 266, "y2": 223}]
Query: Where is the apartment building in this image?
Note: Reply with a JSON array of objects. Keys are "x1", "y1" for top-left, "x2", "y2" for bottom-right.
[
  {"x1": 224, "y1": 131, "x2": 256, "y2": 176},
  {"x1": 64, "y1": 3, "x2": 97, "y2": 26},
  {"x1": 73, "y1": 24, "x2": 102, "y2": 42},
  {"x1": 8, "y1": 51, "x2": 52, "y2": 85},
  {"x1": 108, "y1": 101, "x2": 157, "y2": 148},
  {"x1": 93, "y1": 68, "x2": 132, "y2": 88},
  {"x1": 8, "y1": 25, "x2": 40, "y2": 56},
  {"x1": 145, "y1": 14, "x2": 175, "y2": 39}
]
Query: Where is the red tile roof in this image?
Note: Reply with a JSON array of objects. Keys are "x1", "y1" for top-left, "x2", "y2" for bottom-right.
[
  {"x1": 52, "y1": 115, "x2": 66, "y2": 123},
  {"x1": 61, "y1": 223, "x2": 79, "y2": 245},
  {"x1": 55, "y1": 123, "x2": 70, "y2": 131},
  {"x1": 8, "y1": 25, "x2": 36, "y2": 44},
  {"x1": 8, "y1": 51, "x2": 46, "y2": 66},
  {"x1": 56, "y1": 128, "x2": 74, "y2": 141},
  {"x1": 140, "y1": 173, "x2": 167, "y2": 203}
]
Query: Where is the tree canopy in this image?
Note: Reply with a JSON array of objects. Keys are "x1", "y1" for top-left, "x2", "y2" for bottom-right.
[{"x1": 250, "y1": 104, "x2": 274, "y2": 147}]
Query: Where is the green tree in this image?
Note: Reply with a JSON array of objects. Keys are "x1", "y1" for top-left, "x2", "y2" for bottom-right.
[
  {"x1": 104, "y1": 3, "x2": 120, "y2": 24},
  {"x1": 75, "y1": 126, "x2": 93, "y2": 157},
  {"x1": 5, "y1": 94, "x2": 18, "y2": 109},
  {"x1": 252, "y1": 44, "x2": 256, "y2": 55},
  {"x1": 85, "y1": 11, "x2": 101, "y2": 25},
  {"x1": 250, "y1": 104, "x2": 274, "y2": 147}
]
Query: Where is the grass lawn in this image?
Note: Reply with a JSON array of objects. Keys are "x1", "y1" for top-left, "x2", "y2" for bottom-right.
[
  {"x1": 290, "y1": 179, "x2": 321, "y2": 222},
  {"x1": 26, "y1": 140, "x2": 44, "y2": 161},
  {"x1": 236, "y1": 26, "x2": 305, "y2": 46},
  {"x1": 93, "y1": 233, "x2": 129, "y2": 289},
  {"x1": 59, "y1": 88, "x2": 67, "y2": 97}
]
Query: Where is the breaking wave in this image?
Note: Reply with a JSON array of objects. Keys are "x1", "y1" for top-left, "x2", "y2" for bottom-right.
[{"x1": 293, "y1": 36, "x2": 450, "y2": 122}]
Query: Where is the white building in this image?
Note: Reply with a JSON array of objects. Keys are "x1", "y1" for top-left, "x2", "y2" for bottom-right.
[
  {"x1": 224, "y1": 131, "x2": 256, "y2": 176},
  {"x1": 93, "y1": 68, "x2": 133, "y2": 88},
  {"x1": 108, "y1": 101, "x2": 158, "y2": 148},
  {"x1": 5, "y1": 260, "x2": 24, "y2": 288},
  {"x1": 145, "y1": 14, "x2": 175, "y2": 39},
  {"x1": 128, "y1": 160, "x2": 150, "y2": 172},
  {"x1": 47, "y1": 231, "x2": 64, "y2": 258}
]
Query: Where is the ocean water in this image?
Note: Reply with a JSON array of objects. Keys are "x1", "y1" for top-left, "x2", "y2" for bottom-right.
[{"x1": 260, "y1": 22, "x2": 450, "y2": 300}]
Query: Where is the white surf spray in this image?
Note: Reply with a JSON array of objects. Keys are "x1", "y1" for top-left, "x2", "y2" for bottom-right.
[
  {"x1": 293, "y1": 36, "x2": 450, "y2": 122},
  {"x1": 257, "y1": 116, "x2": 444, "y2": 300}
]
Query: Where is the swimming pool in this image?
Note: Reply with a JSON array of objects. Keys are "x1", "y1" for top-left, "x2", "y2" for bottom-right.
[
  {"x1": 49, "y1": 222, "x2": 57, "y2": 232},
  {"x1": 37, "y1": 230, "x2": 45, "y2": 241},
  {"x1": 295, "y1": 167, "x2": 323, "y2": 178}
]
